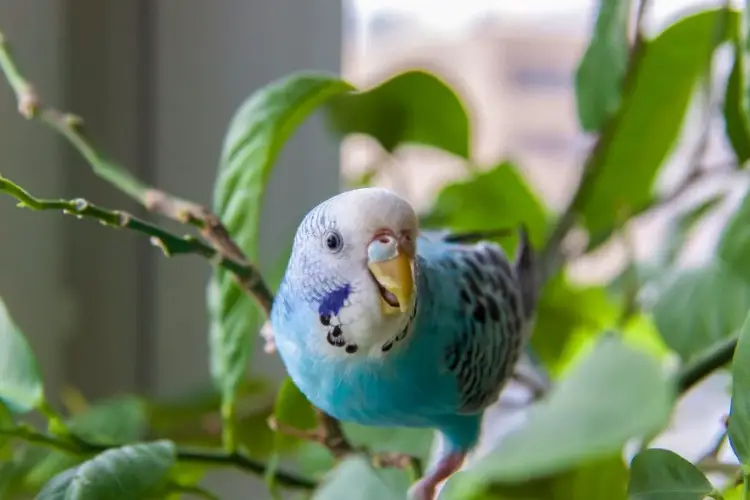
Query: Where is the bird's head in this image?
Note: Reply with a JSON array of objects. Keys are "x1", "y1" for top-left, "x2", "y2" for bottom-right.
[{"x1": 283, "y1": 187, "x2": 420, "y2": 355}]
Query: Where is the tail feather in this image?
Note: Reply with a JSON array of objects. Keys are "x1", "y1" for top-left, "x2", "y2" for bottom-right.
[{"x1": 514, "y1": 225, "x2": 538, "y2": 322}]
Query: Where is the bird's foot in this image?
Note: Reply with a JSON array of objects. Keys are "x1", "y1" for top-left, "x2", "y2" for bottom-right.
[
  {"x1": 407, "y1": 452, "x2": 465, "y2": 500},
  {"x1": 260, "y1": 320, "x2": 276, "y2": 354}
]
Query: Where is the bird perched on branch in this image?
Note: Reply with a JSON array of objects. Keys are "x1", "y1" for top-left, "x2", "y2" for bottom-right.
[{"x1": 270, "y1": 187, "x2": 542, "y2": 499}]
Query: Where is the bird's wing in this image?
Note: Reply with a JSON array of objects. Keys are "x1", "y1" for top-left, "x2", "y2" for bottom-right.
[{"x1": 418, "y1": 230, "x2": 537, "y2": 414}]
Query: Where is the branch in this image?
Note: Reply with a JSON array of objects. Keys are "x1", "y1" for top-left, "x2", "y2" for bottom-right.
[
  {"x1": 539, "y1": 0, "x2": 652, "y2": 283},
  {"x1": 696, "y1": 457, "x2": 741, "y2": 476},
  {"x1": 0, "y1": 175, "x2": 251, "y2": 274},
  {"x1": 698, "y1": 428, "x2": 729, "y2": 465},
  {"x1": 673, "y1": 335, "x2": 737, "y2": 396},
  {"x1": 0, "y1": 425, "x2": 316, "y2": 490},
  {"x1": 0, "y1": 29, "x2": 274, "y2": 316}
]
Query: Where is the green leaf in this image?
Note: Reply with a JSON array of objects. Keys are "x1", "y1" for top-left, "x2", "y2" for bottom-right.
[
  {"x1": 421, "y1": 162, "x2": 548, "y2": 251},
  {"x1": 68, "y1": 395, "x2": 147, "y2": 443},
  {"x1": 0, "y1": 463, "x2": 15, "y2": 498},
  {"x1": 447, "y1": 338, "x2": 673, "y2": 495},
  {"x1": 36, "y1": 440, "x2": 176, "y2": 500},
  {"x1": 651, "y1": 261, "x2": 750, "y2": 362},
  {"x1": 343, "y1": 423, "x2": 434, "y2": 462},
  {"x1": 575, "y1": 0, "x2": 632, "y2": 131},
  {"x1": 443, "y1": 455, "x2": 628, "y2": 500},
  {"x1": 662, "y1": 192, "x2": 724, "y2": 264},
  {"x1": 651, "y1": 186, "x2": 750, "y2": 362},
  {"x1": 297, "y1": 424, "x2": 433, "y2": 486},
  {"x1": 272, "y1": 377, "x2": 317, "y2": 451},
  {"x1": 0, "y1": 296, "x2": 44, "y2": 414},
  {"x1": 148, "y1": 376, "x2": 267, "y2": 431},
  {"x1": 724, "y1": 484, "x2": 746, "y2": 500},
  {"x1": 26, "y1": 395, "x2": 148, "y2": 488},
  {"x1": 580, "y1": 8, "x2": 738, "y2": 234},
  {"x1": 208, "y1": 73, "x2": 353, "y2": 404},
  {"x1": 530, "y1": 274, "x2": 620, "y2": 375},
  {"x1": 167, "y1": 463, "x2": 208, "y2": 497},
  {"x1": 312, "y1": 456, "x2": 406, "y2": 500},
  {"x1": 724, "y1": 0, "x2": 750, "y2": 165},
  {"x1": 718, "y1": 186, "x2": 750, "y2": 281},
  {"x1": 729, "y1": 308, "x2": 750, "y2": 463},
  {"x1": 326, "y1": 69, "x2": 470, "y2": 158},
  {"x1": 236, "y1": 409, "x2": 278, "y2": 459},
  {"x1": 724, "y1": 40, "x2": 750, "y2": 164},
  {"x1": 627, "y1": 448, "x2": 714, "y2": 500},
  {"x1": 0, "y1": 401, "x2": 13, "y2": 460}
]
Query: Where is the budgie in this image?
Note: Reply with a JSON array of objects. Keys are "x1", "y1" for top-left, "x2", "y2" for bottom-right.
[{"x1": 269, "y1": 187, "x2": 540, "y2": 499}]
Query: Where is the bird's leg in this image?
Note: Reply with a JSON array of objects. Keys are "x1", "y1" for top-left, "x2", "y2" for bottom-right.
[
  {"x1": 407, "y1": 452, "x2": 466, "y2": 500},
  {"x1": 260, "y1": 320, "x2": 277, "y2": 354}
]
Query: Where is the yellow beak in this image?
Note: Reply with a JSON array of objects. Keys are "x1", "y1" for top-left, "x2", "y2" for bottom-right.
[{"x1": 367, "y1": 248, "x2": 414, "y2": 315}]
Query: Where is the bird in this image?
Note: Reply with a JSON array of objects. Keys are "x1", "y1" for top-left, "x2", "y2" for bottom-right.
[{"x1": 269, "y1": 187, "x2": 540, "y2": 499}]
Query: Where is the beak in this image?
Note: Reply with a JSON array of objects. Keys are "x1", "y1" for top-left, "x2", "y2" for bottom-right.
[{"x1": 367, "y1": 233, "x2": 414, "y2": 315}]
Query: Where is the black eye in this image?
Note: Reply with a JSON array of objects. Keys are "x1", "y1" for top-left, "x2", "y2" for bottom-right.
[{"x1": 324, "y1": 230, "x2": 343, "y2": 253}]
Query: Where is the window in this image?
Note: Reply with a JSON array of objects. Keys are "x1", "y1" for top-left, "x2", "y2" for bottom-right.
[{"x1": 508, "y1": 66, "x2": 571, "y2": 90}]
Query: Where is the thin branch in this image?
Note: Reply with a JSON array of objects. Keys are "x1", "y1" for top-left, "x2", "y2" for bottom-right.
[
  {"x1": 0, "y1": 30, "x2": 38, "y2": 118},
  {"x1": 638, "y1": 337, "x2": 737, "y2": 453},
  {"x1": 316, "y1": 410, "x2": 357, "y2": 459},
  {"x1": 0, "y1": 28, "x2": 274, "y2": 316},
  {"x1": 539, "y1": 0, "x2": 652, "y2": 283},
  {"x1": 673, "y1": 336, "x2": 737, "y2": 396},
  {"x1": 580, "y1": 162, "x2": 738, "y2": 256},
  {"x1": 0, "y1": 425, "x2": 316, "y2": 490},
  {"x1": 698, "y1": 428, "x2": 729, "y2": 465},
  {"x1": 697, "y1": 457, "x2": 741, "y2": 476},
  {"x1": 616, "y1": 220, "x2": 640, "y2": 327},
  {"x1": 0, "y1": 175, "x2": 252, "y2": 279}
]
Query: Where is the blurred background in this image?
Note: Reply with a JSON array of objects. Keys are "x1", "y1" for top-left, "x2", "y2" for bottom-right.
[{"x1": 0, "y1": 0, "x2": 742, "y2": 497}]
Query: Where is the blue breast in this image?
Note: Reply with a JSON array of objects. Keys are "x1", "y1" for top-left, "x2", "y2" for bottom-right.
[{"x1": 271, "y1": 252, "x2": 467, "y2": 429}]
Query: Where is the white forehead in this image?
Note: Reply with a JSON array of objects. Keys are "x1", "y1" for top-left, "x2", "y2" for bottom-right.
[{"x1": 303, "y1": 187, "x2": 418, "y2": 238}]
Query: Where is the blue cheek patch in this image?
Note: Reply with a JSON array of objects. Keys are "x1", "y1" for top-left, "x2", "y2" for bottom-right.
[{"x1": 318, "y1": 284, "x2": 352, "y2": 317}]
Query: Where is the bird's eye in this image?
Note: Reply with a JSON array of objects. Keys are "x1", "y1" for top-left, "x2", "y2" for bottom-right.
[{"x1": 324, "y1": 230, "x2": 344, "y2": 253}]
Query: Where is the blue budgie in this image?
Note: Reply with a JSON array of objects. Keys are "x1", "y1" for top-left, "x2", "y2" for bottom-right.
[{"x1": 270, "y1": 187, "x2": 541, "y2": 499}]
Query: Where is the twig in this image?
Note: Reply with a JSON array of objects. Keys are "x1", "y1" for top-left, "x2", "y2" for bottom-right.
[
  {"x1": 697, "y1": 457, "x2": 741, "y2": 476},
  {"x1": 581, "y1": 163, "x2": 738, "y2": 256},
  {"x1": 0, "y1": 425, "x2": 316, "y2": 490},
  {"x1": 267, "y1": 416, "x2": 325, "y2": 443},
  {"x1": 639, "y1": 337, "x2": 735, "y2": 452},
  {"x1": 539, "y1": 0, "x2": 652, "y2": 283},
  {"x1": 373, "y1": 452, "x2": 424, "y2": 481},
  {"x1": 316, "y1": 410, "x2": 357, "y2": 459},
  {"x1": 698, "y1": 428, "x2": 729, "y2": 465},
  {"x1": 0, "y1": 28, "x2": 274, "y2": 316},
  {"x1": 617, "y1": 219, "x2": 640, "y2": 326},
  {"x1": 0, "y1": 175, "x2": 254, "y2": 279},
  {"x1": 673, "y1": 335, "x2": 737, "y2": 396}
]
